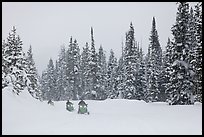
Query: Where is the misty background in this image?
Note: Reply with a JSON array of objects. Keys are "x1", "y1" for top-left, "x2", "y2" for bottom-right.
[{"x1": 2, "y1": 2, "x2": 197, "y2": 75}]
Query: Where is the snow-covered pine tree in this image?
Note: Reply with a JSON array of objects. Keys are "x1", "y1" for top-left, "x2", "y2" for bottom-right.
[
  {"x1": 168, "y1": 2, "x2": 194, "y2": 105},
  {"x1": 163, "y1": 38, "x2": 173, "y2": 102},
  {"x1": 164, "y1": 38, "x2": 174, "y2": 66},
  {"x1": 159, "y1": 49, "x2": 168, "y2": 102},
  {"x1": 72, "y1": 39, "x2": 81, "y2": 100},
  {"x1": 65, "y1": 37, "x2": 73, "y2": 100},
  {"x1": 136, "y1": 46, "x2": 147, "y2": 100},
  {"x1": 46, "y1": 58, "x2": 57, "y2": 100},
  {"x1": 144, "y1": 44, "x2": 151, "y2": 102},
  {"x1": 54, "y1": 60, "x2": 61, "y2": 101},
  {"x1": 107, "y1": 49, "x2": 117, "y2": 99},
  {"x1": 26, "y1": 45, "x2": 42, "y2": 100},
  {"x1": 97, "y1": 45, "x2": 108, "y2": 100},
  {"x1": 2, "y1": 26, "x2": 27, "y2": 95},
  {"x1": 187, "y1": 7, "x2": 198, "y2": 102},
  {"x1": 80, "y1": 42, "x2": 91, "y2": 99},
  {"x1": 2, "y1": 40, "x2": 8, "y2": 89},
  {"x1": 56, "y1": 45, "x2": 68, "y2": 101},
  {"x1": 115, "y1": 41, "x2": 125, "y2": 99},
  {"x1": 194, "y1": 2, "x2": 202, "y2": 102},
  {"x1": 88, "y1": 27, "x2": 98, "y2": 100},
  {"x1": 146, "y1": 17, "x2": 163, "y2": 102},
  {"x1": 123, "y1": 22, "x2": 138, "y2": 99},
  {"x1": 66, "y1": 38, "x2": 81, "y2": 100},
  {"x1": 55, "y1": 60, "x2": 59, "y2": 99},
  {"x1": 40, "y1": 70, "x2": 49, "y2": 100}
]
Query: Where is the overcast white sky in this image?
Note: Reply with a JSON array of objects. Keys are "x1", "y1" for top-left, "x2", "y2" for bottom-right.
[{"x1": 2, "y1": 2, "x2": 197, "y2": 75}]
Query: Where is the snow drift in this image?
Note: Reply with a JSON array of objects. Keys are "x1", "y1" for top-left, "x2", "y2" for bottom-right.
[{"x1": 2, "y1": 87, "x2": 202, "y2": 135}]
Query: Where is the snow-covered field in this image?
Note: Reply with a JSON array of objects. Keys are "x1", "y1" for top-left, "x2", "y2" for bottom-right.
[{"x1": 2, "y1": 87, "x2": 202, "y2": 135}]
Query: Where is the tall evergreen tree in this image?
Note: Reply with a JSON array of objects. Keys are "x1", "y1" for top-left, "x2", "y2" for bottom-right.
[
  {"x1": 2, "y1": 26, "x2": 27, "y2": 95},
  {"x1": 144, "y1": 44, "x2": 151, "y2": 102},
  {"x1": 187, "y1": 7, "x2": 198, "y2": 101},
  {"x1": 54, "y1": 60, "x2": 60, "y2": 100},
  {"x1": 88, "y1": 27, "x2": 98, "y2": 99},
  {"x1": 2, "y1": 40, "x2": 9, "y2": 89},
  {"x1": 194, "y1": 2, "x2": 202, "y2": 102},
  {"x1": 66, "y1": 38, "x2": 81, "y2": 100},
  {"x1": 26, "y1": 45, "x2": 42, "y2": 100},
  {"x1": 97, "y1": 45, "x2": 107, "y2": 100},
  {"x1": 163, "y1": 38, "x2": 173, "y2": 102},
  {"x1": 46, "y1": 58, "x2": 57, "y2": 100},
  {"x1": 136, "y1": 46, "x2": 147, "y2": 100},
  {"x1": 80, "y1": 42, "x2": 91, "y2": 99},
  {"x1": 72, "y1": 39, "x2": 81, "y2": 100},
  {"x1": 107, "y1": 49, "x2": 117, "y2": 99},
  {"x1": 168, "y1": 2, "x2": 194, "y2": 105},
  {"x1": 115, "y1": 41, "x2": 125, "y2": 99},
  {"x1": 40, "y1": 70, "x2": 49, "y2": 100},
  {"x1": 65, "y1": 37, "x2": 73, "y2": 100},
  {"x1": 55, "y1": 45, "x2": 67, "y2": 100},
  {"x1": 146, "y1": 17, "x2": 163, "y2": 102},
  {"x1": 54, "y1": 60, "x2": 61, "y2": 101},
  {"x1": 123, "y1": 22, "x2": 138, "y2": 99}
]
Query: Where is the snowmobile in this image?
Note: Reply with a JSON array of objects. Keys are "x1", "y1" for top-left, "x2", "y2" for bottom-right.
[
  {"x1": 66, "y1": 100, "x2": 74, "y2": 112},
  {"x1": 77, "y1": 100, "x2": 90, "y2": 115}
]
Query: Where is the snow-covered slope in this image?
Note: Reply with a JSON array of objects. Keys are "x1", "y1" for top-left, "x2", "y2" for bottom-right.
[{"x1": 2, "y1": 87, "x2": 202, "y2": 135}]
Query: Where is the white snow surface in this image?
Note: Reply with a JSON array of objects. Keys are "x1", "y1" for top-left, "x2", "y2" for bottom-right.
[{"x1": 2, "y1": 87, "x2": 202, "y2": 135}]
